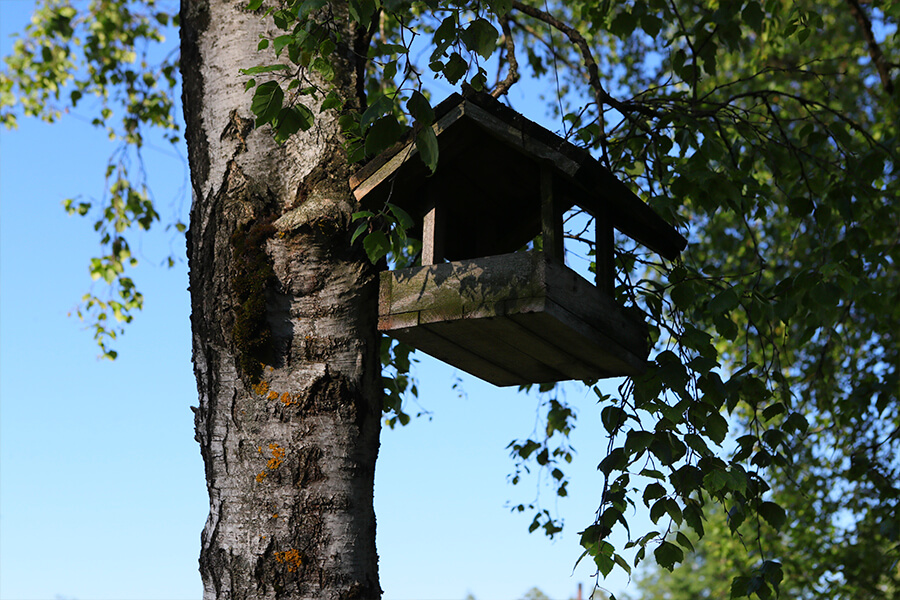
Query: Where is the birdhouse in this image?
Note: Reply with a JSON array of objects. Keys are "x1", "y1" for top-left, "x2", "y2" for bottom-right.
[{"x1": 350, "y1": 89, "x2": 686, "y2": 387}]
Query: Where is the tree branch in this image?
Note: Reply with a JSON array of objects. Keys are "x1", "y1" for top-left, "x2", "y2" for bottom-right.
[
  {"x1": 844, "y1": 0, "x2": 895, "y2": 95},
  {"x1": 509, "y1": 0, "x2": 659, "y2": 118},
  {"x1": 492, "y1": 15, "x2": 519, "y2": 98}
]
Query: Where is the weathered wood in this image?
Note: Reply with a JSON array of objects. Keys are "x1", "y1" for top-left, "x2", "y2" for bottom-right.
[
  {"x1": 350, "y1": 104, "x2": 465, "y2": 202},
  {"x1": 541, "y1": 163, "x2": 564, "y2": 262},
  {"x1": 350, "y1": 89, "x2": 687, "y2": 262},
  {"x1": 356, "y1": 89, "x2": 685, "y2": 386},
  {"x1": 388, "y1": 320, "x2": 526, "y2": 386},
  {"x1": 459, "y1": 101, "x2": 582, "y2": 178},
  {"x1": 378, "y1": 252, "x2": 649, "y2": 386},
  {"x1": 595, "y1": 202, "x2": 615, "y2": 296},
  {"x1": 421, "y1": 185, "x2": 446, "y2": 265}
]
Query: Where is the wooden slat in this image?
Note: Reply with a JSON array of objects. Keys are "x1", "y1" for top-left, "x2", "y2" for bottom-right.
[
  {"x1": 379, "y1": 253, "x2": 544, "y2": 317},
  {"x1": 543, "y1": 258, "x2": 649, "y2": 359},
  {"x1": 458, "y1": 101, "x2": 582, "y2": 178},
  {"x1": 378, "y1": 252, "x2": 650, "y2": 385},
  {"x1": 510, "y1": 302, "x2": 645, "y2": 376},
  {"x1": 350, "y1": 103, "x2": 466, "y2": 200},
  {"x1": 425, "y1": 317, "x2": 564, "y2": 384},
  {"x1": 389, "y1": 322, "x2": 525, "y2": 386}
]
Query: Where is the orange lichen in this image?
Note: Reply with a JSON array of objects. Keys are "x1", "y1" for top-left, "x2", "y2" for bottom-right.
[
  {"x1": 255, "y1": 443, "x2": 286, "y2": 483},
  {"x1": 279, "y1": 392, "x2": 294, "y2": 406},
  {"x1": 253, "y1": 380, "x2": 270, "y2": 396},
  {"x1": 275, "y1": 548, "x2": 303, "y2": 572},
  {"x1": 267, "y1": 390, "x2": 279, "y2": 401},
  {"x1": 267, "y1": 443, "x2": 285, "y2": 470}
]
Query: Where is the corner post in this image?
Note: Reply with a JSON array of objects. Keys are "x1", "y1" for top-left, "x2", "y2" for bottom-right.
[
  {"x1": 422, "y1": 182, "x2": 445, "y2": 265},
  {"x1": 595, "y1": 203, "x2": 615, "y2": 295},
  {"x1": 540, "y1": 162, "x2": 564, "y2": 262}
]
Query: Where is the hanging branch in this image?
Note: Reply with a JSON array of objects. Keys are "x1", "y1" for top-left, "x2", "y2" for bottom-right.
[
  {"x1": 509, "y1": 0, "x2": 659, "y2": 119},
  {"x1": 844, "y1": 0, "x2": 896, "y2": 95},
  {"x1": 492, "y1": 15, "x2": 520, "y2": 98}
]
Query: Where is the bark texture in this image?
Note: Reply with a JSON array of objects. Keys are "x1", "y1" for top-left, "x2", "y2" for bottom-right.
[{"x1": 180, "y1": 2, "x2": 382, "y2": 598}]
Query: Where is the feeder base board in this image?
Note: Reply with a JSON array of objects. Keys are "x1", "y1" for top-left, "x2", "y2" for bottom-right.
[{"x1": 378, "y1": 252, "x2": 649, "y2": 387}]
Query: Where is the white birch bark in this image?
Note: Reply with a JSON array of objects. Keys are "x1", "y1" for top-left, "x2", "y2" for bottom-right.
[{"x1": 180, "y1": 2, "x2": 382, "y2": 598}]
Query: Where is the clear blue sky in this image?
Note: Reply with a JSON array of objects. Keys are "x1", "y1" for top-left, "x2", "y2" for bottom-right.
[{"x1": 0, "y1": 3, "x2": 642, "y2": 599}]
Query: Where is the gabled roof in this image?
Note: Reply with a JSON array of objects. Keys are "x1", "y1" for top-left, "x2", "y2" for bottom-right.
[{"x1": 350, "y1": 88, "x2": 687, "y2": 261}]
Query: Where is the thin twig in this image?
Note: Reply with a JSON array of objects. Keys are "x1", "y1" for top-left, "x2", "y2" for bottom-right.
[{"x1": 492, "y1": 15, "x2": 519, "y2": 97}]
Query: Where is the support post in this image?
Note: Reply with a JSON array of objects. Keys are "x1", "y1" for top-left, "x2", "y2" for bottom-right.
[
  {"x1": 595, "y1": 203, "x2": 615, "y2": 296},
  {"x1": 422, "y1": 184, "x2": 445, "y2": 265},
  {"x1": 540, "y1": 162, "x2": 564, "y2": 262}
]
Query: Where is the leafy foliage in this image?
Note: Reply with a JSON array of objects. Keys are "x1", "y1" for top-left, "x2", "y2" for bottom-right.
[{"x1": 2, "y1": 0, "x2": 181, "y2": 358}]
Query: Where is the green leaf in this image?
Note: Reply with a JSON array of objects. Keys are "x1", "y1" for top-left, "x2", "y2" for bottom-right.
[
  {"x1": 703, "y1": 468, "x2": 729, "y2": 493},
  {"x1": 731, "y1": 575, "x2": 752, "y2": 599},
  {"x1": 625, "y1": 429, "x2": 654, "y2": 456},
  {"x1": 349, "y1": 0, "x2": 377, "y2": 29},
  {"x1": 431, "y1": 15, "x2": 458, "y2": 61},
  {"x1": 385, "y1": 203, "x2": 414, "y2": 231},
  {"x1": 650, "y1": 498, "x2": 667, "y2": 523},
  {"x1": 653, "y1": 541, "x2": 683, "y2": 571},
  {"x1": 239, "y1": 64, "x2": 290, "y2": 75},
  {"x1": 758, "y1": 501, "x2": 786, "y2": 530},
  {"x1": 469, "y1": 67, "x2": 487, "y2": 91},
  {"x1": 670, "y1": 281, "x2": 696, "y2": 309},
  {"x1": 762, "y1": 402, "x2": 785, "y2": 421},
  {"x1": 406, "y1": 90, "x2": 434, "y2": 126},
  {"x1": 363, "y1": 231, "x2": 390, "y2": 263},
  {"x1": 704, "y1": 411, "x2": 728, "y2": 445},
  {"x1": 643, "y1": 482, "x2": 666, "y2": 506},
  {"x1": 320, "y1": 91, "x2": 343, "y2": 111},
  {"x1": 598, "y1": 448, "x2": 626, "y2": 476},
  {"x1": 297, "y1": 0, "x2": 328, "y2": 20},
  {"x1": 273, "y1": 34, "x2": 292, "y2": 55},
  {"x1": 272, "y1": 9, "x2": 295, "y2": 29},
  {"x1": 365, "y1": 115, "x2": 405, "y2": 156},
  {"x1": 460, "y1": 18, "x2": 498, "y2": 60},
  {"x1": 319, "y1": 39, "x2": 336, "y2": 56},
  {"x1": 675, "y1": 531, "x2": 694, "y2": 553},
  {"x1": 250, "y1": 81, "x2": 284, "y2": 127},
  {"x1": 273, "y1": 104, "x2": 315, "y2": 142},
  {"x1": 783, "y1": 411, "x2": 808, "y2": 434},
  {"x1": 311, "y1": 56, "x2": 334, "y2": 81},
  {"x1": 742, "y1": 1, "x2": 764, "y2": 33},
  {"x1": 601, "y1": 405, "x2": 628, "y2": 434},
  {"x1": 360, "y1": 94, "x2": 393, "y2": 130},
  {"x1": 709, "y1": 288, "x2": 740, "y2": 316},
  {"x1": 485, "y1": 0, "x2": 512, "y2": 16},
  {"x1": 414, "y1": 125, "x2": 439, "y2": 173},
  {"x1": 247, "y1": 0, "x2": 263, "y2": 9},
  {"x1": 351, "y1": 221, "x2": 369, "y2": 245},
  {"x1": 443, "y1": 52, "x2": 468, "y2": 84}
]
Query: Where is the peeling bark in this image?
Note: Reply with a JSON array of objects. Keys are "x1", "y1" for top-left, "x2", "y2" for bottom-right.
[{"x1": 180, "y1": 2, "x2": 381, "y2": 598}]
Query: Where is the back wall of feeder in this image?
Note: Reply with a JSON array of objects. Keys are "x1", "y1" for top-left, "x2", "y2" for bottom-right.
[{"x1": 351, "y1": 89, "x2": 687, "y2": 387}]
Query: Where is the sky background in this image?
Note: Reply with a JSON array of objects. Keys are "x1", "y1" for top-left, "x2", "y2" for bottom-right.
[{"x1": 0, "y1": 2, "x2": 647, "y2": 599}]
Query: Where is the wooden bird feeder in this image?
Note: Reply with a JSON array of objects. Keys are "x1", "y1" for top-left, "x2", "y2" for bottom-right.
[{"x1": 350, "y1": 89, "x2": 687, "y2": 387}]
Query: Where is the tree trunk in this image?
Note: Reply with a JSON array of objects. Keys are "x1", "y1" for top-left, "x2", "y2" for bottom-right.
[{"x1": 179, "y1": 2, "x2": 382, "y2": 598}]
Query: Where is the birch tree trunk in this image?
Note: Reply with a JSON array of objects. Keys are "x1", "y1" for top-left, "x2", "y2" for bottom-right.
[{"x1": 179, "y1": 2, "x2": 382, "y2": 598}]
